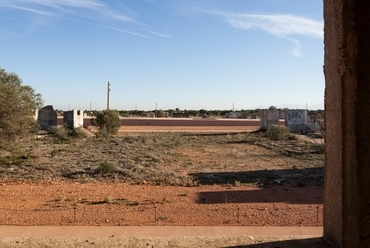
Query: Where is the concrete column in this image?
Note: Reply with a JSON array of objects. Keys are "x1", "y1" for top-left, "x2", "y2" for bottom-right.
[{"x1": 324, "y1": 0, "x2": 370, "y2": 247}]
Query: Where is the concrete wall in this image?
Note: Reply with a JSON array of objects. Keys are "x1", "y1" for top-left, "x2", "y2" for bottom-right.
[
  {"x1": 37, "y1": 105, "x2": 57, "y2": 130},
  {"x1": 63, "y1": 110, "x2": 84, "y2": 128},
  {"x1": 324, "y1": 0, "x2": 370, "y2": 246},
  {"x1": 260, "y1": 110, "x2": 280, "y2": 130},
  {"x1": 79, "y1": 117, "x2": 263, "y2": 127},
  {"x1": 121, "y1": 118, "x2": 261, "y2": 127},
  {"x1": 285, "y1": 109, "x2": 308, "y2": 133}
]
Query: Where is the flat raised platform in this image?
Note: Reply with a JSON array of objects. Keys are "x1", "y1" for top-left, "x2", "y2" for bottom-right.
[{"x1": 0, "y1": 226, "x2": 332, "y2": 247}]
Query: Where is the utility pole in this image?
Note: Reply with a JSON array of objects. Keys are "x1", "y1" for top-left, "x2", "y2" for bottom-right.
[{"x1": 107, "y1": 81, "x2": 111, "y2": 110}]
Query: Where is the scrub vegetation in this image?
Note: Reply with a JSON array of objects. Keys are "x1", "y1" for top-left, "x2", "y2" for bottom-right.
[{"x1": 0, "y1": 130, "x2": 324, "y2": 187}]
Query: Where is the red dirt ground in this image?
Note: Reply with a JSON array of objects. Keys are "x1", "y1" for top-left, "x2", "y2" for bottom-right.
[
  {"x1": 0, "y1": 126, "x2": 323, "y2": 227},
  {"x1": 0, "y1": 180, "x2": 323, "y2": 226}
]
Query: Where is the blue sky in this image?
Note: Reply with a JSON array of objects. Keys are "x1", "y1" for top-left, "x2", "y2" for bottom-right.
[{"x1": 0, "y1": 0, "x2": 324, "y2": 111}]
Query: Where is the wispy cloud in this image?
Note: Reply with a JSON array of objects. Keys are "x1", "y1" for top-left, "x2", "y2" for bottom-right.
[
  {"x1": 0, "y1": 0, "x2": 134, "y2": 22},
  {"x1": 211, "y1": 11, "x2": 323, "y2": 57},
  {"x1": 1, "y1": 0, "x2": 105, "y2": 11},
  {"x1": 95, "y1": 24, "x2": 149, "y2": 38},
  {"x1": 141, "y1": 29, "x2": 172, "y2": 39},
  {"x1": 6, "y1": 5, "x2": 51, "y2": 16},
  {"x1": 288, "y1": 38, "x2": 302, "y2": 57},
  {"x1": 0, "y1": 0, "x2": 169, "y2": 38}
]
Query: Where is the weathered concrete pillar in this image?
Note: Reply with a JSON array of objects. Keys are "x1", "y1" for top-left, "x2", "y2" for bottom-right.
[{"x1": 324, "y1": 0, "x2": 370, "y2": 247}]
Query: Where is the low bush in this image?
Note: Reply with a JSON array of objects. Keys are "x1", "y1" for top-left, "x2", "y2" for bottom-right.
[
  {"x1": 0, "y1": 155, "x2": 28, "y2": 167},
  {"x1": 96, "y1": 161, "x2": 116, "y2": 175},
  {"x1": 93, "y1": 110, "x2": 121, "y2": 134},
  {"x1": 50, "y1": 125, "x2": 86, "y2": 140},
  {"x1": 50, "y1": 126, "x2": 70, "y2": 140},
  {"x1": 70, "y1": 128, "x2": 86, "y2": 138},
  {"x1": 267, "y1": 125, "x2": 290, "y2": 141}
]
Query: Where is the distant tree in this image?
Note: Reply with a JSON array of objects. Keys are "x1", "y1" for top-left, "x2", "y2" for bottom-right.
[
  {"x1": 268, "y1": 105, "x2": 277, "y2": 110},
  {"x1": 93, "y1": 109, "x2": 121, "y2": 134},
  {"x1": 187, "y1": 109, "x2": 197, "y2": 116},
  {"x1": 241, "y1": 111, "x2": 249, "y2": 119},
  {"x1": 198, "y1": 109, "x2": 211, "y2": 117},
  {"x1": 199, "y1": 109, "x2": 207, "y2": 114},
  {"x1": 155, "y1": 109, "x2": 166, "y2": 117},
  {"x1": 55, "y1": 109, "x2": 64, "y2": 116},
  {"x1": 0, "y1": 68, "x2": 43, "y2": 152},
  {"x1": 223, "y1": 110, "x2": 233, "y2": 116},
  {"x1": 166, "y1": 109, "x2": 174, "y2": 116}
]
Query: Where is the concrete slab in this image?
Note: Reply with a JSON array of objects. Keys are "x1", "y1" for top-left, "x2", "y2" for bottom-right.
[
  {"x1": 0, "y1": 226, "x2": 331, "y2": 248},
  {"x1": 227, "y1": 226, "x2": 323, "y2": 236},
  {"x1": 0, "y1": 226, "x2": 74, "y2": 237},
  {"x1": 0, "y1": 226, "x2": 323, "y2": 238}
]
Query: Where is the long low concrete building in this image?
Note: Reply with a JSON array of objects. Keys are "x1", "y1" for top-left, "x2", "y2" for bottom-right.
[
  {"x1": 57, "y1": 117, "x2": 283, "y2": 127},
  {"x1": 118, "y1": 118, "x2": 263, "y2": 127}
]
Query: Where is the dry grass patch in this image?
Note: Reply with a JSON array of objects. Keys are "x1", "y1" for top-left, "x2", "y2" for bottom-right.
[{"x1": 0, "y1": 131, "x2": 324, "y2": 187}]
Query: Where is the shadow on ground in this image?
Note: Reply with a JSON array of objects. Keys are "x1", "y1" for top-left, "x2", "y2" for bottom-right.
[
  {"x1": 196, "y1": 187, "x2": 322, "y2": 204},
  {"x1": 192, "y1": 168, "x2": 323, "y2": 205},
  {"x1": 224, "y1": 237, "x2": 333, "y2": 248},
  {"x1": 189, "y1": 167, "x2": 323, "y2": 186}
]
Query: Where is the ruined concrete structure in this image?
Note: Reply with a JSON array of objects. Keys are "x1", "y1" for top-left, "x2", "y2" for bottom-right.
[
  {"x1": 259, "y1": 109, "x2": 280, "y2": 130},
  {"x1": 37, "y1": 105, "x2": 57, "y2": 130},
  {"x1": 285, "y1": 109, "x2": 309, "y2": 133},
  {"x1": 63, "y1": 109, "x2": 84, "y2": 129},
  {"x1": 147, "y1": 112, "x2": 155, "y2": 118},
  {"x1": 260, "y1": 109, "x2": 320, "y2": 133},
  {"x1": 226, "y1": 112, "x2": 241, "y2": 119},
  {"x1": 324, "y1": 0, "x2": 370, "y2": 247}
]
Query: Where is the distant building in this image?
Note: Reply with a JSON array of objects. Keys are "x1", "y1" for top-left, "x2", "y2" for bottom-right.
[
  {"x1": 260, "y1": 109, "x2": 280, "y2": 130},
  {"x1": 37, "y1": 105, "x2": 57, "y2": 130},
  {"x1": 285, "y1": 109, "x2": 322, "y2": 133},
  {"x1": 63, "y1": 109, "x2": 84, "y2": 128},
  {"x1": 225, "y1": 112, "x2": 241, "y2": 119}
]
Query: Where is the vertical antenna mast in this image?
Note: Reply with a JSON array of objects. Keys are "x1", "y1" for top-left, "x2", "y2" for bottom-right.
[{"x1": 107, "y1": 81, "x2": 111, "y2": 110}]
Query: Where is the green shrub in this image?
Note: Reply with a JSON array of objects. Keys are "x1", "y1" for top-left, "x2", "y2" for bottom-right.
[
  {"x1": 267, "y1": 125, "x2": 290, "y2": 141},
  {"x1": 96, "y1": 126, "x2": 109, "y2": 139},
  {"x1": 0, "y1": 156, "x2": 27, "y2": 167},
  {"x1": 30, "y1": 122, "x2": 41, "y2": 134},
  {"x1": 0, "y1": 68, "x2": 43, "y2": 152},
  {"x1": 122, "y1": 135, "x2": 136, "y2": 143},
  {"x1": 96, "y1": 161, "x2": 115, "y2": 175},
  {"x1": 93, "y1": 110, "x2": 121, "y2": 134},
  {"x1": 70, "y1": 128, "x2": 86, "y2": 138},
  {"x1": 50, "y1": 125, "x2": 86, "y2": 140},
  {"x1": 50, "y1": 126, "x2": 70, "y2": 140}
]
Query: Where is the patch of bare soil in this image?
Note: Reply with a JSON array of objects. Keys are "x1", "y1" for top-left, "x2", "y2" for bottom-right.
[
  {"x1": 0, "y1": 129, "x2": 324, "y2": 226},
  {"x1": 0, "y1": 180, "x2": 322, "y2": 226}
]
